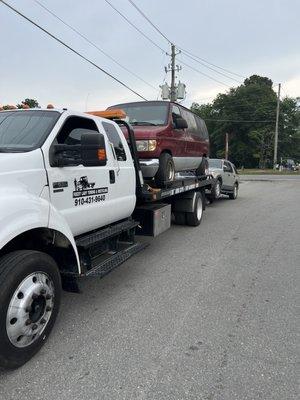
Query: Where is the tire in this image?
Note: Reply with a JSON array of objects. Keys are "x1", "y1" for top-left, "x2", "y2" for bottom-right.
[
  {"x1": 229, "y1": 183, "x2": 238, "y2": 200},
  {"x1": 0, "y1": 250, "x2": 61, "y2": 369},
  {"x1": 186, "y1": 192, "x2": 204, "y2": 226},
  {"x1": 211, "y1": 179, "x2": 221, "y2": 200},
  {"x1": 174, "y1": 212, "x2": 186, "y2": 225},
  {"x1": 155, "y1": 153, "x2": 175, "y2": 187},
  {"x1": 195, "y1": 157, "x2": 208, "y2": 177}
]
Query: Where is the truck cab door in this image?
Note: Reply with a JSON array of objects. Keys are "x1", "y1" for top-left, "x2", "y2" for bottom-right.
[{"x1": 45, "y1": 115, "x2": 135, "y2": 237}]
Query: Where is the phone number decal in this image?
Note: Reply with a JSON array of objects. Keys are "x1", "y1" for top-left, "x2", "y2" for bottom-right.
[{"x1": 74, "y1": 195, "x2": 106, "y2": 206}]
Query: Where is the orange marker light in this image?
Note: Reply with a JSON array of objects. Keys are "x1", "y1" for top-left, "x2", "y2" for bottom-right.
[
  {"x1": 86, "y1": 109, "x2": 126, "y2": 120},
  {"x1": 97, "y1": 149, "x2": 106, "y2": 160},
  {"x1": 47, "y1": 104, "x2": 54, "y2": 109}
]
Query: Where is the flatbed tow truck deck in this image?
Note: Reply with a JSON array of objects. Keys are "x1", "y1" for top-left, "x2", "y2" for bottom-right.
[{"x1": 61, "y1": 115, "x2": 216, "y2": 285}]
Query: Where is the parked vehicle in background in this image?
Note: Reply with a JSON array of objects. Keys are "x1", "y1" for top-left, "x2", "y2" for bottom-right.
[
  {"x1": 107, "y1": 101, "x2": 210, "y2": 186},
  {"x1": 208, "y1": 159, "x2": 239, "y2": 199}
]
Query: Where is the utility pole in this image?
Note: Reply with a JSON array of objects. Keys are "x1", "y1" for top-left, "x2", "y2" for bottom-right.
[
  {"x1": 170, "y1": 44, "x2": 176, "y2": 101},
  {"x1": 161, "y1": 44, "x2": 185, "y2": 101},
  {"x1": 273, "y1": 83, "x2": 281, "y2": 169},
  {"x1": 225, "y1": 133, "x2": 229, "y2": 160}
]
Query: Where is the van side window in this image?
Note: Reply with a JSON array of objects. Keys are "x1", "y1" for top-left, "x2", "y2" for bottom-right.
[
  {"x1": 102, "y1": 122, "x2": 126, "y2": 161},
  {"x1": 182, "y1": 110, "x2": 197, "y2": 133},
  {"x1": 56, "y1": 116, "x2": 99, "y2": 145},
  {"x1": 195, "y1": 116, "x2": 209, "y2": 139}
]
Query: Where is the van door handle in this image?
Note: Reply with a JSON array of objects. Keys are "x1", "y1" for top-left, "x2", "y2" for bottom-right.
[{"x1": 109, "y1": 170, "x2": 115, "y2": 184}]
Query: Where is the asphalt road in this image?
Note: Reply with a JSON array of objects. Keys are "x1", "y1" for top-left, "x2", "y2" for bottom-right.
[{"x1": 0, "y1": 178, "x2": 299, "y2": 400}]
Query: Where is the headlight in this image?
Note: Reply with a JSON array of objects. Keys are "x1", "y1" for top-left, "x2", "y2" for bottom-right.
[
  {"x1": 148, "y1": 140, "x2": 157, "y2": 151},
  {"x1": 136, "y1": 140, "x2": 157, "y2": 152}
]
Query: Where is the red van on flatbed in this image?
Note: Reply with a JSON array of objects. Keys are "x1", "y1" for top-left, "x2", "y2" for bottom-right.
[{"x1": 107, "y1": 101, "x2": 210, "y2": 186}]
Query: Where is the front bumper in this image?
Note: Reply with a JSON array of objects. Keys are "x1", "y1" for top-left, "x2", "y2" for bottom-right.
[{"x1": 139, "y1": 159, "x2": 159, "y2": 178}]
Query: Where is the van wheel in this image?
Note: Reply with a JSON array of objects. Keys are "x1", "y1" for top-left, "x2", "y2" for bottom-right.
[
  {"x1": 155, "y1": 153, "x2": 175, "y2": 187},
  {"x1": 186, "y1": 192, "x2": 204, "y2": 226},
  {"x1": 0, "y1": 250, "x2": 61, "y2": 369},
  {"x1": 196, "y1": 157, "x2": 208, "y2": 177}
]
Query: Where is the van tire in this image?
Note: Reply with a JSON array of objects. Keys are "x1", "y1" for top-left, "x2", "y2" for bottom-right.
[
  {"x1": 0, "y1": 250, "x2": 61, "y2": 369},
  {"x1": 155, "y1": 153, "x2": 175, "y2": 187},
  {"x1": 196, "y1": 157, "x2": 208, "y2": 177}
]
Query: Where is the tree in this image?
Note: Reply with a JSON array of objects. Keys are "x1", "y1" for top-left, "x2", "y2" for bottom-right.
[
  {"x1": 16, "y1": 98, "x2": 40, "y2": 109},
  {"x1": 191, "y1": 75, "x2": 300, "y2": 167}
]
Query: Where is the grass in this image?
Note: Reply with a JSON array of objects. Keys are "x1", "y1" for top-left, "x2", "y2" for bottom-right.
[{"x1": 238, "y1": 168, "x2": 300, "y2": 175}]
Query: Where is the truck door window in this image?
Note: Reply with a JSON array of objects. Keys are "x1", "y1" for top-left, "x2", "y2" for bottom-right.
[
  {"x1": 102, "y1": 122, "x2": 126, "y2": 161},
  {"x1": 56, "y1": 116, "x2": 99, "y2": 145}
]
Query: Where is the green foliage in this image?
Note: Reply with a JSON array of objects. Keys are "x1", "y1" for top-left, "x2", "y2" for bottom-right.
[
  {"x1": 16, "y1": 98, "x2": 40, "y2": 108},
  {"x1": 191, "y1": 75, "x2": 300, "y2": 167}
]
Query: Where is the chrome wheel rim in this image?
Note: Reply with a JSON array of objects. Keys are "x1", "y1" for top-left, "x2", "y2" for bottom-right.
[
  {"x1": 168, "y1": 161, "x2": 175, "y2": 181},
  {"x1": 6, "y1": 272, "x2": 54, "y2": 348},
  {"x1": 234, "y1": 185, "x2": 238, "y2": 198},
  {"x1": 196, "y1": 196, "x2": 203, "y2": 220}
]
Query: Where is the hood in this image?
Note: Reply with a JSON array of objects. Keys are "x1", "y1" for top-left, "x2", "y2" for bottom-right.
[
  {"x1": 121, "y1": 125, "x2": 168, "y2": 139},
  {"x1": 0, "y1": 149, "x2": 48, "y2": 197}
]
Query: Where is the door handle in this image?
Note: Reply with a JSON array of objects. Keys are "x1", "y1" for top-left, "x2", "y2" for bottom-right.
[{"x1": 109, "y1": 170, "x2": 115, "y2": 184}]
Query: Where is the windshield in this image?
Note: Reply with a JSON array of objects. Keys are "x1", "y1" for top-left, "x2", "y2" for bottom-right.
[
  {"x1": 109, "y1": 103, "x2": 169, "y2": 126},
  {"x1": 0, "y1": 110, "x2": 60, "y2": 152},
  {"x1": 209, "y1": 159, "x2": 223, "y2": 168}
]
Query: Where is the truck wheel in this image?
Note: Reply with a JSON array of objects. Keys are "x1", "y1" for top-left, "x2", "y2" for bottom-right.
[
  {"x1": 0, "y1": 250, "x2": 61, "y2": 369},
  {"x1": 229, "y1": 183, "x2": 238, "y2": 200},
  {"x1": 186, "y1": 192, "x2": 204, "y2": 226},
  {"x1": 195, "y1": 157, "x2": 208, "y2": 177},
  {"x1": 174, "y1": 212, "x2": 186, "y2": 225},
  {"x1": 155, "y1": 153, "x2": 175, "y2": 187}
]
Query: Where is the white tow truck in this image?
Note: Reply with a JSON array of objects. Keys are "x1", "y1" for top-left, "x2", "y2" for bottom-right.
[{"x1": 0, "y1": 107, "x2": 215, "y2": 368}]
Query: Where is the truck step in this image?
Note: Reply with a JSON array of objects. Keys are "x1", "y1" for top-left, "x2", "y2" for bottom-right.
[
  {"x1": 76, "y1": 219, "x2": 139, "y2": 248},
  {"x1": 84, "y1": 241, "x2": 148, "y2": 278}
]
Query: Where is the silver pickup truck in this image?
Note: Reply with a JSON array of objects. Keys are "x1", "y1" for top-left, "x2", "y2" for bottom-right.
[{"x1": 208, "y1": 158, "x2": 239, "y2": 199}]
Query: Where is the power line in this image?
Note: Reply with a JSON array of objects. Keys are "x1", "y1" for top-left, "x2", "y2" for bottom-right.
[
  {"x1": 127, "y1": 0, "x2": 172, "y2": 44},
  {"x1": 179, "y1": 47, "x2": 246, "y2": 79},
  {"x1": 1, "y1": 0, "x2": 147, "y2": 100},
  {"x1": 126, "y1": 0, "x2": 245, "y2": 81},
  {"x1": 178, "y1": 58, "x2": 231, "y2": 88},
  {"x1": 180, "y1": 51, "x2": 242, "y2": 84},
  {"x1": 204, "y1": 118, "x2": 275, "y2": 123},
  {"x1": 104, "y1": 0, "x2": 166, "y2": 53},
  {"x1": 33, "y1": 0, "x2": 157, "y2": 91}
]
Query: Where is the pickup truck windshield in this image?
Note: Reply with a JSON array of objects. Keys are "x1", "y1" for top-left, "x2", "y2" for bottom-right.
[
  {"x1": 0, "y1": 110, "x2": 60, "y2": 152},
  {"x1": 109, "y1": 103, "x2": 168, "y2": 126}
]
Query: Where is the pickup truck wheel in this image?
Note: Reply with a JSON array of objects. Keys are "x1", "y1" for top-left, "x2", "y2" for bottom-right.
[
  {"x1": 186, "y1": 192, "x2": 204, "y2": 226},
  {"x1": 229, "y1": 183, "x2": 238, "y2": 200},
  {"x1": 155, "y1": 153, "x2": 175, "y2": 187},
  {"x1": 0, "y1": 250, "x2": 61, "y2": 369}
]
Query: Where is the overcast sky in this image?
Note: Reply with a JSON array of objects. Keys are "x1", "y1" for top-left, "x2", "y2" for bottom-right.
[{"x1": 1, "y1": 0, "x2": 299, "y2": 111}]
